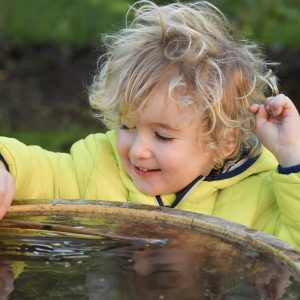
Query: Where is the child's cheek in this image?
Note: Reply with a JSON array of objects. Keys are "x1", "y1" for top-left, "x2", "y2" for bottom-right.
[{"x1": 116, "y1": 131, "x2": 131, "y2": 162}]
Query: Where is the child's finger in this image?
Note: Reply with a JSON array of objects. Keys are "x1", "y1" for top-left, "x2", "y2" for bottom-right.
[
  {"x1": 0, "y1": 171, "x2": 15, "y2": 220},
  {"x1": 253, "y1": 103, "x2": 269, "y2": 121},
  {"x1": 248, "y1": 103, "x2": 271, "y2": 131},
  {"x1": 265, "y1": 94, "x2": 298, "y2": 117},
  {"x1": 248, "y1": 103, "x2": 259, "y2": 113},
  {"x1": 265, "y1": 102, "x2": 283, "y2": 117},
  {"x1": 249, "y1": 103, "x2": 271, "y2": 120}
]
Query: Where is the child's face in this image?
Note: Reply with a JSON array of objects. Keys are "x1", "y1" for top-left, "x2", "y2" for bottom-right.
[{"x1": 116, "y1": 88, "x2": 216, "y2": 196}]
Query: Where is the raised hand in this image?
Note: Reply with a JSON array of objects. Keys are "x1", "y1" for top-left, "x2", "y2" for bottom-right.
[
  {"x1": 248, "y1": 94, "x2": 300, "y2": 167},
  {"x1": 0, "y1": 164, "x2": 15, "y2": 219}
]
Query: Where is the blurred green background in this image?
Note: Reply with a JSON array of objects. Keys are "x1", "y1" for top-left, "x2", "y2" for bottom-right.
[{"x1": 0, "y1": 0, "x2": 300, "y2": 151}]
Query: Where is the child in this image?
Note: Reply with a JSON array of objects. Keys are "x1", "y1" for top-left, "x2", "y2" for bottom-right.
[{"x1": 0, "y1": 1, "x2": 300, "y2": 247}]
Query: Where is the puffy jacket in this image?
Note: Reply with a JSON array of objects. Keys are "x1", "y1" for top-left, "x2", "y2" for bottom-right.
[{"x1": 0, "y1": 130, "x2": 300, "y2": 246}]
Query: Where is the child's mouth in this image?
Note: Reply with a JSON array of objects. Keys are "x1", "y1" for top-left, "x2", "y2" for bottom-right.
[
  {"x1": 133, "y1": 165, "x2": 160, "y2": 176},
  {"x1": 137, "y1": 167, "x2": 148, "y2": 171}
]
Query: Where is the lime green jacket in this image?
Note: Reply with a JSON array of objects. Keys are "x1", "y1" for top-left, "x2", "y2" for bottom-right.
[{"x1": 1, "y1": 131, "x2": 300, "y2": 246}]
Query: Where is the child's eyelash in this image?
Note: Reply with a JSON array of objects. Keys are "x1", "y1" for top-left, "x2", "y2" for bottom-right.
[
  {"x1": 121, "y1": 125, "x2": 173, "y2": 142},
  {"x1": 155, "y1": 132, "x2": 174, "y2": 142},
  {"x1": 120, "y1": 124, "x2": 129, "y2": 130},
  {"x1": 121, "y1": 124, "x2": 135, "y2": 130}
]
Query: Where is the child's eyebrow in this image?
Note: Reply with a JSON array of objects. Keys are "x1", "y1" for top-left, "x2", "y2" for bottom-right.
[{"x1": 151, "y1": 122, "x2": 182, "y2": 131}]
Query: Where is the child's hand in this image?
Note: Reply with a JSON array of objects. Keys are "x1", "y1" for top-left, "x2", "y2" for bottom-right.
[
  {"x1": 0, "y1": 164, "x2": 15, "y2": 220},
  {"x1": 248, "y1": 94, "x2": 300, "y2": 167}
]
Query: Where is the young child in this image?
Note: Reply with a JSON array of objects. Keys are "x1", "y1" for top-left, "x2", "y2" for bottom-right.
[{"x1": 0, "y1": 1, "x2": 300, "y2": 247}]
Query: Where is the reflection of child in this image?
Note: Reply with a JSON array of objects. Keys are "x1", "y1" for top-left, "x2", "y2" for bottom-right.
[
  {"x1": 0, "y1": 263, "x2": 14, "y2": 300},
  {"x1": 0, "y1": 1, "x2": 300, "y2": 246},
  {"x1": 124, "y1": 232, "x2": 292, "y2": 300}
]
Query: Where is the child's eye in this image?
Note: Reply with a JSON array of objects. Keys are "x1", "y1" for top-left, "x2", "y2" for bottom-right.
[{"x1": 155, "y1": 132, "x2": 174, "y2": 142}]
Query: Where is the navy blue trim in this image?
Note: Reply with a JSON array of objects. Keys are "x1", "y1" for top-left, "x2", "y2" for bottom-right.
[
  {"x1": 155, "y1": 155, "x2": 260, "y2": 207},
  {"x1": 205, "y1": 155, "x2": 259, "y2": 181},
  {"x1": 278, "y1": 164, "x2": 300, "y2": 174},
  {"x1": 173, "y1": 175, "x2": 204, "y2": 207},
  {"x1": 156, "y1": 195, "x2": 165, "y2": 207},
  {"x1": 156, "y1": 175, "x2": 203, "y2": 208},
  {"x1": 0, "y1": 154, "x2": 9, "y2": 171}
]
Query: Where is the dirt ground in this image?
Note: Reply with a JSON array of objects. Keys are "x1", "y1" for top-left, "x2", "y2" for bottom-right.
[{"x1": 0, "y1": 41, "x2": 300, "y2": 131}]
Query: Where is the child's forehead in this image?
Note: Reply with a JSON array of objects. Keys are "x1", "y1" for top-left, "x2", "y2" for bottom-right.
[
  {"x1": 148, "y1": 80, "x2": 199, "y2": 114},
  {"x1": 122, "y1": 85, "x2": 199, "y2": 127}
]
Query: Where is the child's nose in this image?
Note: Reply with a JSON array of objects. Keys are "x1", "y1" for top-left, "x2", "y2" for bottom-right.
[{"x1": 129, "y1": 134, "x2": 152, "y2": 160}]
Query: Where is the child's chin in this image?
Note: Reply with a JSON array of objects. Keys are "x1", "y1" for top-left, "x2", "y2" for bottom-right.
[
  {"x1": 138, "y1": 188, "x2": 158, "y2": 197},
  {"x1": 135, "y1": 185, "x2": 160, "y2": 197}
]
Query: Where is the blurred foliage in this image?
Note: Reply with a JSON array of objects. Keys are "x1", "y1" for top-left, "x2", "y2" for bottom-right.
[
  {"x1": 0, "y1": 0, "x2": 299, "y2": 48},
  {"x1": 0, "y1": 0, "x2": 299, "y2": 151},
  {"x1": 0, "y1": 0, "x2": 130, "y2": 45},
  {"x1": 211, "y1": 0, "x2": 300, "y2": 50}
]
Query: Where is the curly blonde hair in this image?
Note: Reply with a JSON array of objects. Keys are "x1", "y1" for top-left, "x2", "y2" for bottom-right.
[{"x1": 89, "y1": 0, "x2": 277, "y2": 169}]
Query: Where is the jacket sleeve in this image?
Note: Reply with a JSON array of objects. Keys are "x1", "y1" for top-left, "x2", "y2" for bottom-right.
[
  {"x1": 272, "y1": 171, "x2": 300, "y2": 247},
  {"x1": 0, "y1": 136, "x2": 80, "y2": 200},
  {"x1": 0, "y1": 133, "x2": 127, "y2": 201}
]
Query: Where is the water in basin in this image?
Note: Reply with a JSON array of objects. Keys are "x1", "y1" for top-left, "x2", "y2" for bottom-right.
[{"x1": 0, "y1": 214, "x2": 299, "y2": 300}]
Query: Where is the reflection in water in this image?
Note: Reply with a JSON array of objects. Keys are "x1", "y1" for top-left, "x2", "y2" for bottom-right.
[
  {"x1": 119, "y1": 235, "x2": 295, "y2": 300},
  {"x1": 0, "y1": 216, "x2": 299, "y2": 300}
]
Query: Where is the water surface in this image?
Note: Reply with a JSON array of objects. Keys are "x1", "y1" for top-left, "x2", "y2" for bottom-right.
[{"x1": 0, "y1": 215, "x2": 299, "y2": 300}]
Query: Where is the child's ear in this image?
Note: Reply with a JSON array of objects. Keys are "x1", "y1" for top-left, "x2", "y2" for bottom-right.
[{"x1": 221, "y1": 128, "x2": 238, "y2": 159}]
